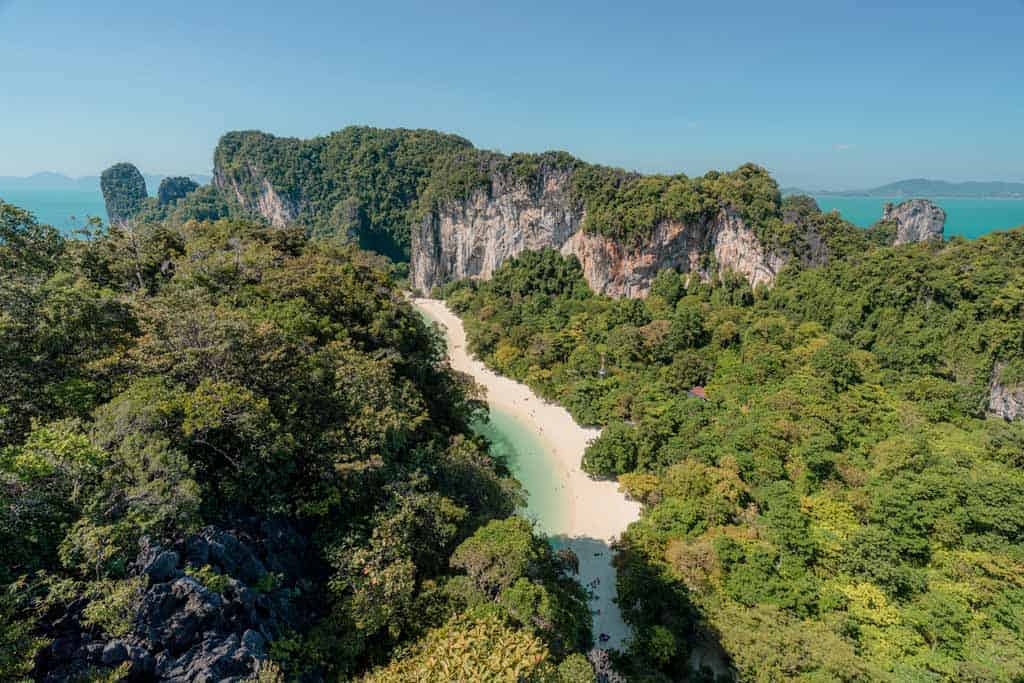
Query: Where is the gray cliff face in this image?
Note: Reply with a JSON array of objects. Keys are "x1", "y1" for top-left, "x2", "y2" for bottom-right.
[
  {"x1": 411, "y1": 166, "x2": 583, "y2": 293},
  {"x1": 562, "y1": 209, "x2": 786, "y2": 297},
  {"x1": 883, "y1": 199, "x2": 946, "y2": 245},
  {"x1": 412, "y1": 170, "x2": 788, "y2": 297},
  {"x1": 989, "y1": 362, "x2": 1024, "y2": 420},
  {"x1": 213, "y1": 166, "x2": 300, "y2": 228}
]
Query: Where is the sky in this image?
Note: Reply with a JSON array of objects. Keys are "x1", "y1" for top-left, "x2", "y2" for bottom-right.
[{"x1": 1, "y1": 0, "x2": 1022, "y2": 189}]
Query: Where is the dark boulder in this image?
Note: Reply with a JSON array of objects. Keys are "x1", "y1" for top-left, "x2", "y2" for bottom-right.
[{"x1": 33, "y1": 519, "x2": 319, "y2": 682}]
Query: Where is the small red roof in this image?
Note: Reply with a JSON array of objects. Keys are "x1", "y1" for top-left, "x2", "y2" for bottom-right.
[{"x1": 687, "y1": 386, "x2": 708, "y2": 400}]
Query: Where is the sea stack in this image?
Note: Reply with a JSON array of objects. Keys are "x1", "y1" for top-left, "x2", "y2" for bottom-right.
[
  {"x1": 100, "y1": 162, "x2": 148, "y2": 226},
  {"x1": 883, "y1": 198, "x2": 945, "y2": 245}
]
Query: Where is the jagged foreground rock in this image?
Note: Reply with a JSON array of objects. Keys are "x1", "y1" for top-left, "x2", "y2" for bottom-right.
[{"x1": 34, "y1": 520, "x2": 313, "y2": 682}]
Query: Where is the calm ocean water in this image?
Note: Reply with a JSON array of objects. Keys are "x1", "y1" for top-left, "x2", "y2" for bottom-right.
[
  {"x1": 3, "y1": 188, "x2": 1023, "y2": 241},
  {"x1": 472, "y1": 407, "x2": 570, "y2": 535},
  {"x1": 814, "y1": 195, "x2": 1024, "y2": 239},
  {"x1": 0, "y1": 188, "x2": 108, "y2": 234}
]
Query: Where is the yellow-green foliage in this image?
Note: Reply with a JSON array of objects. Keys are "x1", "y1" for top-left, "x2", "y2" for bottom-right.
[
  {"x1": 185, "y1": 565, "x2": 231, "y2": 594},
  {"x1": 361, "y1": 614, "x2": 554, "y2": 683},
  {"x1": 243, "y1": 661, "x2": 286, "y2": 683},
  {"x1": 446, "y1": 229, "x2": 1024, "y2": 681},
  {"x1": 81, "y1": 576, "x2": 146, "y2": 637}
]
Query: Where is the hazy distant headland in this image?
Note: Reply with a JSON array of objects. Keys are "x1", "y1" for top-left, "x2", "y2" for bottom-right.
[
  {"x1": 0, "y1": 171, "x2": 212, "y2": 193},
  {"x1": 785, "y1": 178, "x2": 1024, "y2": 199}
]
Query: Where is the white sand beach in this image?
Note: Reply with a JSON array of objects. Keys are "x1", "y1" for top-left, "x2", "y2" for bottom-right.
[{"x1": 412, "y1": 297, "x2": 642, "y2": 651}]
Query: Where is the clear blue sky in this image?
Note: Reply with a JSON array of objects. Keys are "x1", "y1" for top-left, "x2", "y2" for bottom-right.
[{"x1": 1, "y1": 0, "x2": 1022, "y2": 188}]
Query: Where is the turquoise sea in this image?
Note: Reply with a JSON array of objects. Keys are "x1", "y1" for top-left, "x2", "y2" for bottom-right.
[
  {"x1": 472, "y1": 407, "x2": 570, "y2": 535},
  {"x1": 3, "y1": 188, "x2": 1023, "y2": 242},
  {"x1": 814, "y1": 195, "x2": 1024, "y2": 239},
  {"x1": 0, "y1": 188, "x2": 107, "y2": 233}
]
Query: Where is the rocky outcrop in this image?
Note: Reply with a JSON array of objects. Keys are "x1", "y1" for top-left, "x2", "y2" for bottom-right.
[
  {"x1": 883, "y1": 199, "x2": 945, "y2": 245},
  {"x1": 412, "y1": 168, "x2": 789, "y2": 297},
  {"x1": 214, "y1": 165, "x2": 300, "y2": 228},
  {"x1": 158, "y1": 177, "x2": 200, "y2": 206},
  {"x1": 101, "y1": 163, "x2": 149, "y2": 227},
  {"x1": 989, "y1": 362, "x2": 1024, "y2": 420},
  {"x1": 34, "y1": 520, "x2": 315, "y2": 682}
]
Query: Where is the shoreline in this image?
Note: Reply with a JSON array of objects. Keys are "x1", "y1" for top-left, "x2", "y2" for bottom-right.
[{"x1": 411, "y1": 297, "x2": 642, "y2": 651}]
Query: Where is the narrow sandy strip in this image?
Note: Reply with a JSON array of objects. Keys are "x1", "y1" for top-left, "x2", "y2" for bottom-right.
[{"x1": 412, "y1": 297, "x2": 642, "y2": 651}]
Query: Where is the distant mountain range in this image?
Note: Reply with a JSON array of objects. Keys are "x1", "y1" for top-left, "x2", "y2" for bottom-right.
[
  {"x1": 0, "y1": 171, "x2": 212, "y2": 193},
  {"x1": 784, "y1": 178, "x2": 1024, "y2": 199}
]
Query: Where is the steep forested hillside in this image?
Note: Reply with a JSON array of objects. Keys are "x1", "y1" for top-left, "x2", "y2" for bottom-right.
[
  {"x1": 440, "y1": 216, "x2": 1024, "y2": 681},
  {"x1": 210, "y1": 126, "x2": 808, "y2": 259},
  {"x1": 0, "y1": 200, "x2": 595, "y2": 682},
  {"x1": 213, "y1": 128, "x2": 476, "y2": 260}
]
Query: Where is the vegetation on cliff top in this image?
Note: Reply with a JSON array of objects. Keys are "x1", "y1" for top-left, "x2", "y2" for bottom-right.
[
  {"x1": 212, "y1": 126, "x2": 801, "y2": 259},
  {"x1": 440, "y1": 223, "x2": 1024, "y2": 681},
  {"x1": 157, "y1": 176, "x2": 200, "y2": 206},
  {"x1": 213, "y1": 127, "x2": 475, "y2": 260}
]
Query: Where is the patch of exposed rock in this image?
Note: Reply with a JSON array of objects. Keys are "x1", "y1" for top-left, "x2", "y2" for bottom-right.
[
  {"x1": 34, "y1": 519, "x2": 316, "y2": 683},
  {"x1": 411, "y1": 165, "x2": 790, "y2": 297},
  {"x1": 989, "y1": 362, "x2": 1024, "y2": 420},
  {"x1": 561, "y1": 208, "x2": 786, "y2": 297},
  {"x1": 883, "y1": 199, "x2": 946, "y2": 246},
  {"x1": 214, "y1": 165, "x2": 301, "y2": 228}
]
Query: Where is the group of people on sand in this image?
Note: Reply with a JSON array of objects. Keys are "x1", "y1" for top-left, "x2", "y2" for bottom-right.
[{"x1": 586, "y1": 572, "x2": 612, "y2": 643}]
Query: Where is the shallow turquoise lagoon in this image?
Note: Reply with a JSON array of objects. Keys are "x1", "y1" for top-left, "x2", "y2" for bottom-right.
[{"x1": 472, "y1": 407, "x2": 570, "y2": 536}]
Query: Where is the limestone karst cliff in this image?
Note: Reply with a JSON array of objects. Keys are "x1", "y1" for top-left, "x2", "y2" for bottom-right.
[
  {"x1": 883, "y1": 198, "x2": 946, "y2": 245},
  {"x1": 100, "y1": 162, "x2": 148, "y2": 227},
  {"x1": 209, "y1": 127, "x2": 850, "y2": 298},
  {"x1": 411, "y1": 163, "x2": 791, "y2": 297}
]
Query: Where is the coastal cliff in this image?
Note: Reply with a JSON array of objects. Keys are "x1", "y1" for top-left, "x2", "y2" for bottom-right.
[
  {"x1": 207, "y1": 128, "x2": 958, "y2": 300},
  {"x1": 208, "y1": 127, "x2": 866, "y2": 298},
  {"x1": 412, "y1": 164, "x2": 792, "y2": 297}
]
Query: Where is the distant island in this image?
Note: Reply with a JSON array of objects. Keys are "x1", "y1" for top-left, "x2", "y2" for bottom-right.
[
  {"x1": 785, "y1": 178, "x2": 1024, "y2": 199},
  {"x1": 0, "y1": 170, "x2": 211, "y2": 193}
]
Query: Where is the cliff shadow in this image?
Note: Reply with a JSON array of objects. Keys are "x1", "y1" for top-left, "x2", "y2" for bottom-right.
[{"x1": 548, "y1": 534, "x2": 633, "y2": 652}]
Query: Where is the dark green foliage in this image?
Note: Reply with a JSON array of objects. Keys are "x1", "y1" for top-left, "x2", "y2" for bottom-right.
[
  {"x1": 0, "y1": 204, "x2": 135, "y2": 443},
  {"x1": 0, "y1": 199, "x2": 602, "y2": 680},
  {"x1": 157, "y1": 176, "x2": 199, "y2": 205},
  {"x1": 212, "y1": 126, "x2": 809, "y2": 262},
  {"x1": 214, "y1": 127, "x2": 475, "y2": 260},
  {"x1": 100, "y1": 162, "x2": 148, "y2": 225}
]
